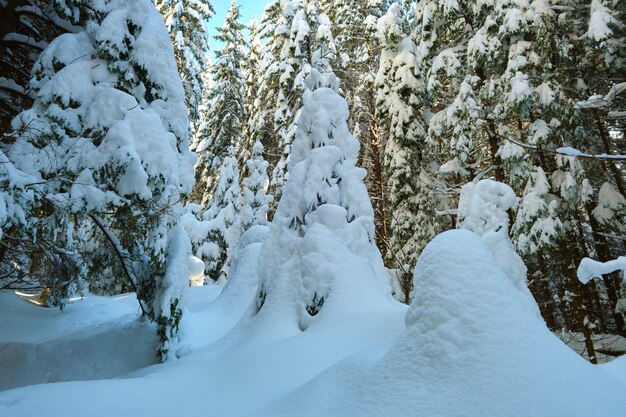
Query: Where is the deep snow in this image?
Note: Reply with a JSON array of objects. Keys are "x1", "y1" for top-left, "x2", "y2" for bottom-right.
[{"x1": 0, "y1": 229, "x2": 624, "y2": 417}]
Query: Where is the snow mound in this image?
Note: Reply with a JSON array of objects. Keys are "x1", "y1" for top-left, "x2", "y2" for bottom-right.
[
  {"x1": 457, "y1": 179, "x2": 517, "y2": 234},
  {"x1": 178, "y1": 226, "x2": 269, "y2": 352},
  {"x1": 188, "y1": 256, "x2": 205, "y2": 287},
  {"x1": 267, "y1": 230, "x2": 626, "y2": 417}
]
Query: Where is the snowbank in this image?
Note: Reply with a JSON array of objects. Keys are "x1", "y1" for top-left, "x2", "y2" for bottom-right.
[
  {"x1": 0, "y1": 231, "x2": 624, "y2": 416},
  {"x1": 267, "y1": 230, "x2": 626, "y2": 417}
]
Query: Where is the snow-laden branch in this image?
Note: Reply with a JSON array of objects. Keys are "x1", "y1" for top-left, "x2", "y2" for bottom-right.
[
  {"x1": 502, "y1": 136, "x2": 626, "y2": 161},
  {"x1": 577, "y1": 256, "x2": 626, "y2": 284},
  {"x1": 576, "y1": 82, "x2": 626, "y2": 111},
  {"x1": 88, "y1": 214, "x2": 154, "y2": 320}
]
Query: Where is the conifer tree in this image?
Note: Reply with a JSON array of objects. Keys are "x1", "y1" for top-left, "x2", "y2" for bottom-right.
[
  {"x1": 8, "y1": 0, "x2": 195, "y2": 359},
  {"x1": 240, "y1": 19, "x2": 263, "y2": 171},
  {"x1": 154, "y1": 0, "x2": 214, "y2": 128},
  {"x1": 246, "y1": 0, "x2": 284, "y2": 198},
  {"x1": 255, "y1": 71, "x2": 391, "y2": 328},
  {"x1": 203, "y1": 149, "x2": 242, "y2": 282},
  {"x1": 191, "y1": 0, "x2": 246, "y2": 207},
  {"x1": 325, "y1": 0, "x2": 390, "y2": 258},
  {"x1": 269, "y1": 0, "x2": 338, "y2": 203},
  {"x1": 412, "y1": 0, "x2": 626, "y2": 335},
  {"x1": 376, "y1": 2, "x2": 435, "y2": 300},
  {"x1": 241, "y1": 141, "x2": 273, "y2": 231}
]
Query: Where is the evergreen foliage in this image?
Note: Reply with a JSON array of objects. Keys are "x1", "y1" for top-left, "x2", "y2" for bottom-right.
[
  {"x1": 3, "y1": 0, "x2": 195, "y2": 359},
  {"x1": 191, "y1": 0, "x2": 246, "y2": 207},
  {"x1": 154, "y1": 0, "x2": 214, "y2": 127}
]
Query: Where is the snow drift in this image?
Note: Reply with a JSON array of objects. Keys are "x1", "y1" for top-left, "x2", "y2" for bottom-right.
[{"x1": 267, "y1": 229, "x2": 626, "y2": 417}]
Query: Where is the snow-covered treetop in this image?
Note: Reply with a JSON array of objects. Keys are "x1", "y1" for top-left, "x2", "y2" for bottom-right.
[
  {"x1": 457, "y1": 179, "x2": 517, "y2": 235},
  {"x1": 278, "y1": 84, "x2": 373, "y2": 233},
  {"x1": 154, "y1": 0, "x2": 214, "y2": 125},
  {"x1": 10, "y1": 0, "x2": 195, "y2": 261}
]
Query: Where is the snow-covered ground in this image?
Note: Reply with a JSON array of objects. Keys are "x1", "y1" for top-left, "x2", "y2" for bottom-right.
[{"x1": 1, "y1": 229, "x2": 625, "y2": 417}]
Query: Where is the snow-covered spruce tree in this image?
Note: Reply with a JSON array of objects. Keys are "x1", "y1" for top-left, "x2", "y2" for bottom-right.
[
  {"x1": 269, "y1": 0, "x2": 338, "y2": 204},
  {"x1": 574, "y1": 0, "x2": 625, "y2": 250},
  {"x1": 241, "y1": 141, "x2": 273, "y2": 231},
  {"x1": 245, "y1": 0, "x2": 284, "y2": 203},
  {"x1": 154, "y1": 0, "x2": 214, "y2": 128},
  {"x1": 202, "y1": 148, "x2": 242, "y2": 282},
  {"x1": 512, "y1": 167, "x2": 564, "y2": 257},
  {"x1": 8, "y1": 0, "x2": 195, "y2": 359},
  {"x1": 239, "y1": 18, "x2": 263, "y2": 172},
  {"x1": 324, "y1": 0, "x2": 390, "y2": 258},
  {"x1": 190, "y1": 0, "x2": 246, "y2": 207},
  {"x1": 254, "y1": 71, "x2": 392, "y2": 331},
  {"x1": 375, "y1": 3, "x2": 435, "y2": 301}
]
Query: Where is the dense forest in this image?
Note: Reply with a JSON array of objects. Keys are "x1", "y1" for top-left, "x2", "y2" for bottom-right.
[{"x1": 0, "y1": 0, "x2": 624, "y2": 364}]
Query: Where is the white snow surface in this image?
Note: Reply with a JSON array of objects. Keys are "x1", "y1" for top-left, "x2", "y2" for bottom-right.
[
  {"x1": 0, "y1": 291, "x2": 157, "y2": 392},
  {"x1": 265, "y1": 230, "x2": 626, "y2": 417},
  {"x1": 578, "y1": 256, "x2": 626, "y2": 284},
  {"x1": 0, "y1": 230, "x2": 624, "y2": 416}
]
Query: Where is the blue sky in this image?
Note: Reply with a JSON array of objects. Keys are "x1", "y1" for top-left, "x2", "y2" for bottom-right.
[{"x1": 208, "y1": 0, "x2": 269, "y2": 53}]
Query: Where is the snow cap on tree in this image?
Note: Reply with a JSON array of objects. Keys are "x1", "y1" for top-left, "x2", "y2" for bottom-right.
[{"x1": 457, "y1": 179, "x2": 517, "y2": 235}]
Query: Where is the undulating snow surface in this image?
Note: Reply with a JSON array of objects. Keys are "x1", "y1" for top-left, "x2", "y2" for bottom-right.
[
  {"x1": 1, "y1": 229, "x2": 624, "y2": 417},
  {"x1": 0, "y1": 291, "x2": 155, "y2": 392}
]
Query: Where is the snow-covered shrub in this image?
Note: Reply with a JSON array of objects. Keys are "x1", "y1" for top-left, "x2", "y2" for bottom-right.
[{"x1": 457, "y1": 179, "x2": 536, "y2": 309}]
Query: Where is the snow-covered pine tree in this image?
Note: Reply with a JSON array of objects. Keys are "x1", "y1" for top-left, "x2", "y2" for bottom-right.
[
  {"x1": 325, "y1": 0, "x2": 390, "y2": 259},
  {"x1": 0, "y1": 151, "x2": 45, "y2": 293},
  {"x1": 570, "y1": 0, "x2": 626, "y2": 336},
  {"x1": 8, "y1": 0, "x2": 195, "y2": 359},
  {"x1": 241, "y1": 141, "x2": 273, "y2": 231},
  {"x1": 246, "y1": 0, "x2": 284, "y2": 205},
  {"x1": 154, "y1": 0, "x2": 214, "y2": 128},
  {"x1": 0, "y1": 0, "x2": 88, "y2": 135},
  {"x1": 190, "y1": 0, "x2": 246, "y2": 208},
  {"x1": 202, "y1": 148, "x2": 242, "y2": 282},
  {"x1": 512, "y1": 167, "x2": 563, "y2": 256},
  {"x1": 255, "y1": 70, "x2": 392, "y2": 331},
  {"x1": 239, "y1": 18, "x2": 263, "y2": 172},
  {"x1": 376, "y1": 2, "x2": 435, "y2": 301},
  {"x1": 413, "y1": 0, "x2": 626, "y2": 336},
  {"x1": 269, "y1": 0, "x2": 338, "y2": 204}
]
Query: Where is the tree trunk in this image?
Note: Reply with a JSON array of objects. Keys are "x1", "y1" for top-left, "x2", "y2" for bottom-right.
[
  {"x1": 585, "y1": 204, "x2": 626, "y2": 337},
  {"x1": 368, "y1": 97, "x2": 388, "y2": 259}
]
